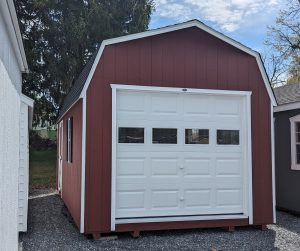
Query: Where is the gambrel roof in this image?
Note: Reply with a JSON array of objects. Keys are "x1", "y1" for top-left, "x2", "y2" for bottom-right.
[{"x1": 58, "y1": 19, "x2": 277, "y2": 120}]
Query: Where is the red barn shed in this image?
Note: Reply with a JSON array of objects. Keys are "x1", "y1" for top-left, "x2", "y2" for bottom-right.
[{"x1": 57, "y1": 20, "x2": 277, "y2": 238}]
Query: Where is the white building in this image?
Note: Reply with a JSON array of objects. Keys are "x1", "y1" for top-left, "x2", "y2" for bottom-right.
[{"x1": 0, "y1": 1, "x2": 33, "y2": 250}]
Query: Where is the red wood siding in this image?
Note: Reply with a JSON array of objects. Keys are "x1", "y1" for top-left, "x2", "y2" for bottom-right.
[
  {"x1": 85, "y1": 27, "x2": 273, "y2": 233},
  {"x1": 60, "y1": 100, "x2": 83, "y2": 228}
]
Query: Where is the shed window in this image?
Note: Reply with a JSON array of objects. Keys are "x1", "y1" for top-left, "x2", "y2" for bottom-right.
[
  {"x1": 152, "y1": 128, "x2": 177, "y2": 144},
  {"x1": 67, "y1": 117, "x2": 73, "y2": 163},
  {"x1": 118, "y1": 127, "x2": 144, "y2": 143},
  {"x1": 185, "y1": 129, "x2": 209, "y2": 144},
  {"x1": 217, "y1": 130, "x2": 239, "y2": 145},
  {"x1": 290, "y1": 115, "x2": 300, "y2": 170}
]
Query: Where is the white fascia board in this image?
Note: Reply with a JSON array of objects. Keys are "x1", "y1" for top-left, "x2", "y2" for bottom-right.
[
  {"x1": 79, "y1": 20, "x2": 276, "y2": 106},
  {"x1": 274, "y1": 101, "x2": 300, "y2": 113},
  {"x1": 0, "y1": 0, "x2": 28, "y2": 72},
  {"x1": 21, "y1": 94, "x2": 34, "y2": 107}
]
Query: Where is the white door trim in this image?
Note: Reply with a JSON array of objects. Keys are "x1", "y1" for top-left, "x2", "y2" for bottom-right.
[
  {"x1": 58, "y1": 121, "x2": 63, "y2": 197},
  {"x1": 271, "y1": 104, "x2": 276, "y2": 223},
  {"x1": 110, "y1": 84, "x2": 253, "y2": 231},
  {"x1": 80, "y1": 95, "x2": 87, "y2": 233}
]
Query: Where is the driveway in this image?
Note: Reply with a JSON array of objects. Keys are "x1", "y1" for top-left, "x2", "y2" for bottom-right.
[{"x1": 20, "y1": 194, "x2": 300, "y2": 250}]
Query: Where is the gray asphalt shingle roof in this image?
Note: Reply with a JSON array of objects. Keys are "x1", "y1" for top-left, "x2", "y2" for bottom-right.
[
  {"x1": 274, "y1": 83, "x2": 300, "y2": 105},
  {"x1": 58, "y1": 51, "x2": 98, "y2": 120}
]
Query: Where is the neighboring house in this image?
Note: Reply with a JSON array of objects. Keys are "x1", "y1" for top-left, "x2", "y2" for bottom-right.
[
  {"x1": 274, "y1": 83, "x2": 300, "y2": 213},
  {"x1": 0, "y1": 1, "x2": 33, "y2": 250},
  {"x1": 57, "y1": 20, "x2": 277, "y2": 238}
]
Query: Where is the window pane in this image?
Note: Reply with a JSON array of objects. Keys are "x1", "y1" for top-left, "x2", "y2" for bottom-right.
[
  {"x1": 118, "y1": 127, "x2": 144, "y2": 143},
  {"x1": 217, "y1": 130, "x2": 239, "y2": 145},
  {"x1": 185, "y1": 129, "x2": 209, "y2": 144},
  {"x1": 297, "y1": 145, "x2": 300, "y2": 164},
  {"x1": 152, "y1": 128, "x2": 177, "y2": 144}
]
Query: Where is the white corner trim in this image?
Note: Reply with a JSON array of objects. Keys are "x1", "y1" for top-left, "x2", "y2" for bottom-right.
[
  {"x1": 111, "y1": 85, "x2": 117, "y2": 231},
  {"x1": 247, "y1": 94, "x2": 253, "y2": 224},
  {"x1": 271, "y1": 104, "x2": 276, "y2": 223},
  {"x1": 80, "y1": 94, "x2": 87, "y2": 233},
  {"x1": 79, "y1": 20, "x2": 276, "y2": 106},
  {"x1": 0, "y1": 0, "x2": 28, "y2": 72},
  {"x1": 274, "y1": 101, "x2": 300, "y2": 113},
  {"x1": 290, "y1": 114, "x2": 300, "y2": 171},
  {"x1": 110, "y1": 84, "x2": 253, "y2": 229}
]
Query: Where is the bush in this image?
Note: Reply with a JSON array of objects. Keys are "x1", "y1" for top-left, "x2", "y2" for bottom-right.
[{"x1": 30, "y1": 130, "x2": 57, "y2": 150}]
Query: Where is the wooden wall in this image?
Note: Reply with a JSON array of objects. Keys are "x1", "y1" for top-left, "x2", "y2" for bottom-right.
[{"x1": 60, "y1": 100, "x2": 83, "y2": 228}]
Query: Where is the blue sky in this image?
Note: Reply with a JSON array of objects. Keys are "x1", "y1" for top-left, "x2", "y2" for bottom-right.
[{"x1": 149, "y1": 0, "x2": 285, "y2": 53}]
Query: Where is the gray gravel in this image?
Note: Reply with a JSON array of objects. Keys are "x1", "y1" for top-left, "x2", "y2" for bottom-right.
[{"x1": 20, "y1": 194, "x2": 300, "y2": 251}]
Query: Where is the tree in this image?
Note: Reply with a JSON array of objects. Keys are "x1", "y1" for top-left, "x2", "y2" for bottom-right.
[
  {"x1": 265, "y1": 0, "x2": 300, "y2": 86},
  {"x1": 15, "y1": 0, "x2": 154, "y2": 126}
]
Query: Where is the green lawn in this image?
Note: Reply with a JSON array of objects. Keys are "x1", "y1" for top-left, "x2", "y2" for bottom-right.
[{"x1": 29, "y1": 150, "x2": 57, "y2": 190}]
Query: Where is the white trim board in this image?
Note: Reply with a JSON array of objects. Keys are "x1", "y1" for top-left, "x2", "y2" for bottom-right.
[
  {"x1": 80, "y1": 94, "x2": 87, "y2": 233},
  {"x1": 289, "y1": 114, "x2": 300, "y2": 171},
  {"x1": 271, "y1": 104, "x2": 276, "y2": 223},
  {"x1": 274, "y1": 101, "x2": 300, "y2": 113},
  {"x1": 79, "y1": 20, "x2": 276, "y2": 106},
  {"x1": 116, "y1": 214, "x2": 248, "y2": 224},
  {"x1": 110, "y1": 84, "x2": 253, "y2": 231}
]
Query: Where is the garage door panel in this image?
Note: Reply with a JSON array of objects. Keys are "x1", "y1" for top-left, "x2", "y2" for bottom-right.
[
  {"x1": 215, "y1": 158, "x2": 242, "y2": 176},
  {"x1": 117, "y1": 158, "x2": 146, "y2": 177},
  {"x1": 184, "y1": 189, "x2": 212, "y2": 208},
  {"x1": 115, "y1": 89, "x2": 247, "y2": 219},
  {"x1": 151, "y1": 158, "x2": 179, "y2": 177},
  {"x1": 151, "y1": 190, "x2": 180, "y2": 209},
  {"x1": 216, "y1": 189, "x2": 243, "y2": 207},
  {"x1": 183, "y1": 158, "x2": 212, "y2": 177}
]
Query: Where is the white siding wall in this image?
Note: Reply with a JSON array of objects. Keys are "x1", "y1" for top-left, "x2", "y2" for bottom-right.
[
  {"x1": 0, "y1": 59, "x2": 20, "y2": 251},
  {"x1": 18, "y1": 102, "x2": 29, "y2": 232}
]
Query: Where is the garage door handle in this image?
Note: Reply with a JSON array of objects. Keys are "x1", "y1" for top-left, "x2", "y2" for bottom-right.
[
  {"x1": 180, "y1": 197, "x2": 185, "y2": 201},
  {"x1": 179, "y1": 165, "x2": 184, "y2": 169}
]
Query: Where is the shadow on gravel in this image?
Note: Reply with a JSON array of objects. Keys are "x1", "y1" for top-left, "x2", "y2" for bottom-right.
[{"x1": 20, "y1": 194, "x2": 300, "y2": 251}]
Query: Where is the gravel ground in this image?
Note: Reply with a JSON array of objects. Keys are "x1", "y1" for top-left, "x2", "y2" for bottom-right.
[{"x1": 20, "y1": 194, "x2": 300, "y2": 251}]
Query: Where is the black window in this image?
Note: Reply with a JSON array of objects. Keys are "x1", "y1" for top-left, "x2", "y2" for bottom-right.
[
  {"x1": 185, "y1": 129, "x2": 209, "y2": 144},
  {"x1": 152, "y1": 128, "x2": 177, "y2": 144},
  {"x1": 118, "y1": 127, "x2": 144, "y2": 143},
  {"x1": 217, "y1": 130, "x2": 239, "y2": 145},
  {"x1": 67, "y1": 117, "x2": 73, "y2": 162}
]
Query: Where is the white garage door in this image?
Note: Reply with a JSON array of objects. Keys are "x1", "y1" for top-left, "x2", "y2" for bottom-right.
[{"x1": 115, "y1": 88, "x2": 249, "y2": 220}]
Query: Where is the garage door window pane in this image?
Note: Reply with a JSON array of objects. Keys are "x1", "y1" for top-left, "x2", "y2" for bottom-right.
[
  {"x1": 152, "y1": 128, "x2": 177, "y2": 144},
  {"x1": 118, "y1": 127, "x2": 144, "y2": 143},
  {"x1": 185, "y1": 129, "x2": 209, "y2": 144},
  {"x1": 217, "y1": 130, "x2": 239, "y2": 145}
]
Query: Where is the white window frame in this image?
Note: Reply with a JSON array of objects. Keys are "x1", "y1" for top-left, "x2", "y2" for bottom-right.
[
  {"x1": 67, "y1": 117, "x2": 73, "y2": 163},
  {"x1": 290, "y1": 115, "x2": 300, "y2": 170},
  {"x1": 110, "y1": 84, "x2": 253, "y2": 231}
]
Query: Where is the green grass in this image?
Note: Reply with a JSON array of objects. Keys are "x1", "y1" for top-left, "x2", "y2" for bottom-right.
[
  {"x1": 48, "y1": 130, "x2": 57, "y2": 141},
  {"x1": 29, "y1": 150, "x2": 57, "y2": 190}
]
